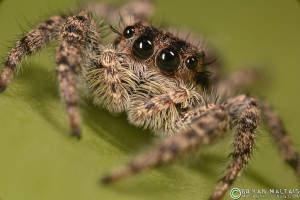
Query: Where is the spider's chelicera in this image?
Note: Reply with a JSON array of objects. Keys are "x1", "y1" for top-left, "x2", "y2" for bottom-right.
[{"x1": 0, "y1": 1, "x2": 299, "y2": 200}]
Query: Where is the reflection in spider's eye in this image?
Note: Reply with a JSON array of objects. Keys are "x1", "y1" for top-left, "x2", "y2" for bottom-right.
[
  {"x1": 132, "y1": 36, "x2": 154, "y2": 60},
  {"x1": 157, "y1": 48, "x2": 180, "y2": 72},
  {"x1": 123, "y1": 26, "x2": 135, "y2": 38},
  {"x1": 186, "y1": 56, "x2": 198, "y2": 70}
]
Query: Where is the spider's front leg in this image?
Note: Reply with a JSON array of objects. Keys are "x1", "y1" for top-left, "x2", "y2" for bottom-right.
[
  {"x1": 103, "y1": 103, "x2": 231, "y2": 183},
  {"x1": 102, "y1": 95, "x2": 260, "y2": 200},
  {"x1": 0, "y1": 16, "x2": 65, "y2": 92}
]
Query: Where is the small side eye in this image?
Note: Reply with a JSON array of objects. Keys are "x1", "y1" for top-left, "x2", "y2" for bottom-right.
[
  {"x1": 199, "y1": 51, "x2": 206, "y2": 64},
  {"x1": 132, "y1": 36, "x2": 154, "y2": 60},
  {"x1": 123, "y1": 26, "x2": 135, "y2": 38},
  {"x1": 157, "y1": 48, "x2": 180, "y2": 72},
  {"x1": 186, "y1": 56, "x2": 198, "y2": 70}
]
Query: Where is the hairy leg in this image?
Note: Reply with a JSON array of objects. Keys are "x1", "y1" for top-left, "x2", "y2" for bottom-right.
[
  {"x1": 56, "y1": 13, "x2": 94, "y2": 138},
  {"x1": 102, "y1": 104, "x2": 231, "y2": 183},
  {"x1": 209, "y1": 95, "x2": 260, "y2": 200},
  {"x1": 256, "y1": 99, "x2": 300, "y2": 182},
  {"x1": 217, "y1": 68, "x2": 264, "y2": 97},
  {"x1": 84, "y1": 0, "x2": 154, "y2": 25},
  {"x1": 218, "y1": 68, "x2": 300, "y2": 180},
  {"x1": 0, "y1": 16, "x2": 65, "y2": 92},
  {"x1": 102, "y1": 94, "x2": 261, "y2": 200}
]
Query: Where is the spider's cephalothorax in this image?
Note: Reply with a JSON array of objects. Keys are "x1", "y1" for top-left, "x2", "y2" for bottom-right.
[
  {"x1": 85, "y1": 21, "x2": 213, "y2": 133},
  {"x1": 0, "y1": 1, "x2": 299, "y2": 200}
]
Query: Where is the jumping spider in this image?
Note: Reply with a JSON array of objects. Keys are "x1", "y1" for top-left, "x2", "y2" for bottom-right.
[{"x1": 0, "y1": 0, "x2": 299, "y2": 200}]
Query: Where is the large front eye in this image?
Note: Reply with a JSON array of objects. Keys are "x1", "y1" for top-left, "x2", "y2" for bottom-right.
[
  {"x1": 157, "y1": 48, "x2": 180, "y2": 72},
  {"x1": 132, "y1": 36, "x2": 154, "y2": 60},
  {"x1": 123, "y1": 26, "x2": 135, "y2": 38}
]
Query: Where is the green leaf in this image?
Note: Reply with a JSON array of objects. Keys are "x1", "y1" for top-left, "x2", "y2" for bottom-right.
[{"x1": 0, "y1": 0, "x2": 299, "y2": 200}]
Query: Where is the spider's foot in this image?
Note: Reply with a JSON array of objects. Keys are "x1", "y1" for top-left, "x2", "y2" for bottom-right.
[
  {"x1": 70, "y1": 129, "x2": 81, "y2": 139},
  {"x1": 67, "y1": 106, "x2": 82, "y2": 139},
  {"x1": 297, "y1": 164, "x2": 300, "y2": 183},
  {"x1": 101, "y1": 167, "x2": 133, "y2": 184},
  {"x1": 0, "y1": 85, "x2": 6, "y2": 93},
  {"x1": 0, "y1": 68, "x2": 13, "y2": 93},
  {"x1": 101, "y1": 175, "x2": 114, "y2": 184}
]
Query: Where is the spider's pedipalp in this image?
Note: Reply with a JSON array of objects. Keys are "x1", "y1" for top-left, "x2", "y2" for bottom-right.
[
  {"x1": 0, "y1": 16, "x2": 65, "y2": 92},
  {"x1": 83, "y1": 45, "x2": 139, "y2": 113},
  {"x1": 210, "y1": 95, "x2": 260, "y2": 200},
  {"x1": 128, "y1": 81, "x2": 202, "y2": 132},
  {"x1": 178, "y1": 104, "x2": 216, "y2": 125},
  {"x1": 102, "y1": 104, "x2": 230, "y2": 183},
  {"x1": 56, "y1": 13, "x2": 92, "y2": 138}
]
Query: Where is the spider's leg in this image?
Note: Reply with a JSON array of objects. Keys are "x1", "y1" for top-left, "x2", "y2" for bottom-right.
[
  {"x1": 56, "y1": 13, "x2": 93, "y2": 138},
  {"x1": 257, "y1": 99, "x2": 300, "y2": 182},
  {"x1": 102, "y1": 104, "x2": 231, "y2": 183},
  {"x1": 209, "y1": 95, "x2": 260, "y2": 200},
  {"x1": 0, "y1": 16, "x2": 65, "y2": 92},
  {"x1": 217, "y1": 68, "x2": 264, "y2": 97},
  {"x1": 83, "y1": 0, "x2": 154, "y2": 25}
]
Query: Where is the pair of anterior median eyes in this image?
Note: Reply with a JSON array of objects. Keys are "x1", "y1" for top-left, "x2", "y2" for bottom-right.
[{"x1": 123, "y1": 26, "x2": 202, "y2": 73}]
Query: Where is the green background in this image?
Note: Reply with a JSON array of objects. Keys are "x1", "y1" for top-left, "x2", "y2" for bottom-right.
[{"x1": 0, "y1": 0, "x2": 299, "y2": 200}]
